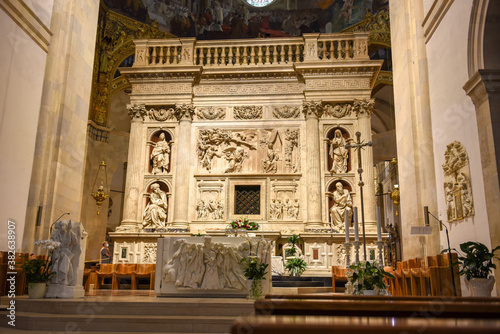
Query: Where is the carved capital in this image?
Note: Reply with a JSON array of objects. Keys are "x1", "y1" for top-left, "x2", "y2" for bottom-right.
[
  {"x1": 127, "y1": 104, "x2": 148, "y2": 121},
  {"x1": 174, "y1": 104, "x2": 195, "y2": 122},
  {"x1": 353, "y1": 98, "x2": 375, "y2": 117},
  {"x1": 302, "y1": 101, "x2": 324, "y2": 119}
]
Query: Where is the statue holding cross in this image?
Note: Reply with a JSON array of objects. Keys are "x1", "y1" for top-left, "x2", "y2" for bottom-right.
[{"x1": 345, "y1": 131, "x2": 372, "y2": 261}]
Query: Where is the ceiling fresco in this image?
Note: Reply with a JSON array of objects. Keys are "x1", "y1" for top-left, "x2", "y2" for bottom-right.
[{"x1": 103, "y1": 0, "x2": 389, "y2": 40}]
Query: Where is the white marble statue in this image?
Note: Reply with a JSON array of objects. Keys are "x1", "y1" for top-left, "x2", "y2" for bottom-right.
[
  {"x1": 327, "y1": 182, "x2": 352, "y2": 230},
  {"x1": 50, "y1": 220, "x2": 81, "y2": 286},
  {"x1": 151, "y1": 133, "x2": 171, "y2": 174},
  {"x1": 327, "y1": 129, "x2": 348, "y2": 173},
  {"x1": 143, "y1": 183, "x2": 168, "y2": 229},
  {"x1": 46, "y1": 220, "x2": 86, "y2": 298}
]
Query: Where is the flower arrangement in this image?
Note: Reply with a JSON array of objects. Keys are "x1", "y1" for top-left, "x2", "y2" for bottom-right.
[
  {"x1": 230, "y1": 217, "x2": 259, "y2": 230},
  {"x1": 240, "y1": 238, "x2": 270, "y2": 299},
  {"x1": 21, "y1": 258, "x2": 54, "y2": 287},
  {"x1": 348, "y1": 261, "x2": 394, "y2": 295}
]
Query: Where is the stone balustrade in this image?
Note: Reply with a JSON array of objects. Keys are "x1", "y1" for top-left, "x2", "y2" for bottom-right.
[{"x1": 133, "y1": 32, "x2": 370, "y2": 68}]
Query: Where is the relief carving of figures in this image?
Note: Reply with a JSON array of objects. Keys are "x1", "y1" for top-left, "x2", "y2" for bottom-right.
[
  {"x1": 325, "y1": 129, "x2": 348, "y2": 174},
  {"x1": 284, "y1": 129, "x2": 300, "y2": 172},
  {"x1": 234, "y1": 106, "x2": 263, "y2": 120},
  {"x1": 49, "y1": 220, "x2": 81, "y2": 286},
  {"x1": 142, "y1": 183, "x2": 168, "y2": 229},
  {"x1": 150, "y1": 133, "x2": 171, "y2": 174},
  {"x1": 196, "y1": 199, "x2": 224, "y2": 220},
  {"x1": 196, "y1": 107, "x2": 226, "y2": 120},
  {"x1": 273, "y1": 106, "x2": 300, "y2": 119},
  {"x1": 261, "y1": 142, "x2": 279, "y2": 173},
  {"x1": 323, "y1": 103, "x2": 352, "y2": 118},
  {"x1": 149, "y1": 107, "x2": 175, "y2": 121},
  {"x1": 270, "y1": 198, "x2": 299, "y2": 220},
  {"x1": 327, "y1": 182, "x2": 353, "y2": 231},
  {"x1": 163, "y1": 238, "x2": 247, "y2": 290},
  {"x1": 143, "y1": 243, "x2": 157, "y2": 264},
  {"x1": 197, "y1": 129, "x2": 256, "y2": 173},
  {"x1": 442, "y1": 141, "x2": 474, "y2": 222}
]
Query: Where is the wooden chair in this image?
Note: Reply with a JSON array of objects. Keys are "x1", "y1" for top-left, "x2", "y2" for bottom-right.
[
  {"x1": 14, "y1": 253, "x2": 29, "y2": 295},
  {"x1": 95, "y1": 263, "x2": 116, "y2": 289},
  {"x1": 0, "y1": 251, "x2": 8, "y2": 296},
  {"x1": 112, "y1": 264, "x2": 136, "y2": 289},
  {"x1": 131, "y1": 264, "x2": 155, "y2": 290},
  {"x1": 383, "y1": 266, "x2": 396, "y2": 295},
  {"x1": 392, "y1": 262, "x2": 404, "y2": 296}
]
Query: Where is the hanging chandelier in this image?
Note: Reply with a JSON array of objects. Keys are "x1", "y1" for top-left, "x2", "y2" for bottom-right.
[{"x1": 91, "y1": 161, "x2": 109, "y2": 215}]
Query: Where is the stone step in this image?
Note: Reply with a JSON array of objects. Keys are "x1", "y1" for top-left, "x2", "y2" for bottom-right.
[
  {"x1": 1, "y1": 311, "x2": 240, "y2": 333},
  {"x1": 14, "y1": 298, "x2": 254, "y2": 317}
]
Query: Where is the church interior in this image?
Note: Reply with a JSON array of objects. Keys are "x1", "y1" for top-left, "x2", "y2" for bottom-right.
[{"x1": 1, "y1": 0, "x2": 500, "y2": 332}]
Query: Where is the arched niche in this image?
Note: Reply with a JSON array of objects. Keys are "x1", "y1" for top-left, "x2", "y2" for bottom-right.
[
  {"x1": 142, "y1": 180, "x2": 171, "y2": 226},
  {"x1": 325, "y1": 127, "x2": 351, "y2": 173},
  {"x1": 326, "y1": 179, "x2": 353, "y2": 225},
  {"x1": 148, "y1": 129, "x2": 174, "y2": 174}
]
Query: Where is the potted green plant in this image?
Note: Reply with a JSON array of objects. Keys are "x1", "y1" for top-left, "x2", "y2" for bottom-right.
[
  {"x1": 285, "y1": 257, "x2": 308, "y2": 276},
  {"x1": 348, "y1": 261, "x2": 395, "y2": 295},
  {"x1": 20, "y1": 258, "x2": 54, "y2": 298},
  {"x1": 451, "y1": 241, "x2": 500, "y2": 297},
  {"x1": 284, "y1": 234, "x2": 301, "y2": 258}
]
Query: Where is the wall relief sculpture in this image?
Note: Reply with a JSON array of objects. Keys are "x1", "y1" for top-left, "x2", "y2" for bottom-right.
[
  {"x1": 142, "y1": 183, "x2": 169, "y2": 229},
  {"x1": 323, "y1": 103, "x2": 353, "y2": 118},
  {"x1": 148, "y1": 107, "x2": 176, "y2": 121},
  {"x1": 197, "y1": 128, "x2": 257, "y2": 173},
  {"x1": 162, "y1": 238, "x2": 248, "y2": 290},
  {"x1": 143, "y1": 243, "x2": 157, "y2": 264},
  {"x1": 442, "y1": 141, "x2": 474, "y2": 222},
  {"x1": 270, "y1": 180, "x2": 299, "y2": 220},
  {"x1": 273, "y1": 105, "x2": 301, "y2": 119},
  {"x1": 196, "y1": 200, "x2": 224, "y2": 220},
  {"x1": 284, "y1": 129, "x2": 300, "y2": 173},
  {"x1": 233, "y1": 105, "x2": 263, "y2": 120},
  {"x1": 196, "y1": 107, "x2": 226, "y2": 120}
]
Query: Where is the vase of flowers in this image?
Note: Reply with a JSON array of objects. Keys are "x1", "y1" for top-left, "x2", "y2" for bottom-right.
[
  {"x1": 240, "y1": 239, "x2": 270, "y2": 299},
  {"x1": 21, "y1": 258, "x2": 54, "y2": 299}
]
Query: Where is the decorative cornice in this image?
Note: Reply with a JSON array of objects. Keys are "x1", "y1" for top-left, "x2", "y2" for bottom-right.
[
  {"x1": 422, "y1": 0, "x2": 454, "y2": 43},
  {"x1": 0, "y1": 0, "x2": 52, "y2": 52},
  {"x1": 463, "y1": 70, "x2": 500, "y2": 107}
]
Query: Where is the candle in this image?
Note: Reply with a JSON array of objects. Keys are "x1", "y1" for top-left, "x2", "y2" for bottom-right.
[
  {"x1": 354, "y1": 207, "x2": 359, "y2": 241},
  {"x1": 376, "y1": 206, "x2": 382, "y2": 241},
  {"x1": 345, "y1": 210, "x2": 350, "y2": 243}
]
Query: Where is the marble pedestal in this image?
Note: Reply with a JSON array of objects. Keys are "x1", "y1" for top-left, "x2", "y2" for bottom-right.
[{"x1": 45, "y1": 284, "x2": 85, "y2": 298}]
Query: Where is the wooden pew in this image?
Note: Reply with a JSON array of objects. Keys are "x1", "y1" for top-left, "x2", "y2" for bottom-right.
[
  {"x1": 255, "y1": 297, "x2": 500, "y2": 318},
  {"x1": 231, "y1": 315, "x2": 500, "y2": 334}
]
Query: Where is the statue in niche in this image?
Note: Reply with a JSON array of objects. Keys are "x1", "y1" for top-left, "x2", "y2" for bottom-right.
[
  {"x1": 50, "y1": 220, "x2": 81, "y2": 286},
  {"x1": 327, "y1": 182, "x2": 353, "y2": 230},
  {"x1": 151, "y1": 133, "x2": 171, "y2": 174},
  {"x1": 143, "y1": 183, "x2": 168, "y2": 229},
  {"x1": 262, "y1": 142, "x2": 279, "y2": 173},
  {"x1": 326, "y1": 129, "x2": 348, "y2": 174}
]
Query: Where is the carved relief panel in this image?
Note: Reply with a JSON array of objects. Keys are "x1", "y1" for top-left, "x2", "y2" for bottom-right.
[
  {"x1": 195, "y1": 180, "x2": 225, "y2": 221},
  {"x1": 196, "y1": 127, "x2": 301, "y2": 174},
  {"x1": 442, "y1": 141, "x2": 474, "y2": 222},
  {"x1": 269, "y1": 179, "x2": 300, "y2": 221}
]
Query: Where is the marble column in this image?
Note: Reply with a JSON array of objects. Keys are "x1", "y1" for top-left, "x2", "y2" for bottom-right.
[
  {"x1": 172, "y1": 104, "x2": 195, "y2": 230},
  {"x1": 117, "y1": 104, "x2": 147, "y2": 231},
  {"x1": 303, "y1": 101, "x2": 324, "y2": 229},
  {"x1": 354, "y1": 99, "x2": 377, "y2": 229}
]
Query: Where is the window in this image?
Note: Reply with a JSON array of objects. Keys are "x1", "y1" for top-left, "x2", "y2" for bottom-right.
[
  {"x1": 243, "y1": 0, "x2": 276, "y2": 8},
  {"x1": 235, "y1": 185, "x2": 261, "y2": 215}
]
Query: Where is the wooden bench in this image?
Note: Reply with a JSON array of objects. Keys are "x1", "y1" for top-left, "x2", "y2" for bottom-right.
[
  {"x1": 231, "y1": 315, "x2": 500, "y2": 334},
  {"x1": 255, "y1": 297, "x2": 500, "y2": 318}
]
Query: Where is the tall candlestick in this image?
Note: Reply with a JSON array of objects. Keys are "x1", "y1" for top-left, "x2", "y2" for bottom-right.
[
  {"x1": 376, "y1": 206, "x2": 382, "y2": 241},
  {"x1": 345, "y1": 210, "x2": 350, "y2": 243},
  {"x1": 354, "y1": 207, "x2": 359, "y2": 242}
]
